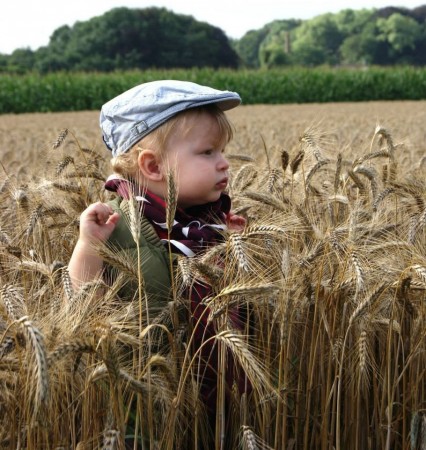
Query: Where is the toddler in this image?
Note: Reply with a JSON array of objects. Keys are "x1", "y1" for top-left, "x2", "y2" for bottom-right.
[{"x1": 68, "y1": 80, "x2": 247, "y2": 445}]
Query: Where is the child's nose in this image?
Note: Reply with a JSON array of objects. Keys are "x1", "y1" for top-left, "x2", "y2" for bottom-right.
[{"x1": 218, "y1": 153, "x2": 229, "y2": 170}]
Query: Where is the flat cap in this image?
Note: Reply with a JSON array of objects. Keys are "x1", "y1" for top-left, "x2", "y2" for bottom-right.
[{"x1": 100, "y1": 79, "x2": 241, "y2": 156}]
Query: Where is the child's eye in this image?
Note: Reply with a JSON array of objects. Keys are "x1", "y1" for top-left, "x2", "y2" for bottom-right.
[{"x1": 203, "y1": 149, "x2": 213, "y2": 155}]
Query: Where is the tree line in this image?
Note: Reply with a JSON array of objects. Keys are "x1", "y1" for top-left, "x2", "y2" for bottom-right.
[
  {"x1": 1, "y1": 5, "x2": 426, "y2": 74},
  {"x1": 237, "y1": 5, "x2": 426, "y2": 68}
]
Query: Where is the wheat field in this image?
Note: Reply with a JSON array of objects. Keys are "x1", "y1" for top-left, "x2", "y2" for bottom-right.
[{"x1": 0, "y1": 101, "x2": 425, "y2": 450}]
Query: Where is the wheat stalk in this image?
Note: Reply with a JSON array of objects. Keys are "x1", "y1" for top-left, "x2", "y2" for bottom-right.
[
  {"x1": 48, "y1": 337, "x2": 96, "y2": 365},
  {"x1": 350, "y1": 250, "x2": 365, "y2": 294},
  {"x1": 0, "y1": 336, "x2": 15, "y2": 358},
  {"x1": 192, "y1": 259, "x2": 223, "y2": 284},
  {"x1": 242, "y1": 425, "x2": 274, "y2": 450},
  {"x1": 353, "y1": 149, "x2": 390, "y2": 167},
  {"x1": 102, "y1": 429, "x2": 120, "y2": 450},
  {"x1": 299, "y1": 129, "x2": 328, "y2": 162},
  {"x1": 1, "y1": 284, "x2": 25, "y2": 320},
  {"x1": 206, "y1": 283, "x2": 279, "y2": 302},
  {"x1": 348, "y1": 284, "x2": 386, "y2": 327},
  {"x1": 357, "y1": 328, "x2": 369, "y2": 388},
  {"x1": 56, "y1": 156, "x2": 75, "y2": 175},
  {"x1": 176, "y1": 255, "x2": 192, "y2": 287},
  {"x1": 305, "y1": 159, "x2": 330, "y2": 187},
  {"x1": 280, "y1": 149, "x2": 290, "y2": 173},
  {"x1": 354, "y1": 165, "x2": 379, "y2": 202},
  {"x1": 61, "y1": 266, "x2": 74, "y2": 301},
  {"x1": 165, "y1": 168, "x2": 177, "y2": 234},
  {"x1": 17, "y1": 316, "x2": 49, "y2": 416},
  {"x1": 25, "y1": 204, "x2": 43, "y2": 238},
  {"x1": 374, "y1": 125, "x2": 396, "y2": 160},
  {"x1": 52, "y1": 181, "x2": 83, "y2": 194},
  {"x1": 409, "y1": 264, "x2": 426, "y2": 284},
  {"x1": 228, "y1": 233, "x2": 249, "y2": 272},
  {"x1": 96, "y1": 244, "x2": 140, "y2": 281},
  {"x1": 266, "y1": 168, "x2": 282, "y2": 193},
  {"x1": 347, "y1": 170, "x2": 366, "y2": 196},
  {"x1": 373, "y1": 187, "x2": 395, "y2": 212},
  {"x1": 290, "y1": 150, "x2": 304, "y2": 175},
  {"x1": 244, "y1": 191, "x2": 287, "y2": 212},
  {"x1": 215, "y1": 330, "x2": 274, "y2": 396},
  {"x1": 0, "y1": 228, "x2": 11, "y2": 245},
  {"x1": 52, "y1": 129, "x2": 69, "y2": 150},
  {"x1": 232, "y1": 163, "x2": 258, "y2": 192},
  {"x1": 11, "y1": 187, "x2": 29, "y2": 210},
  {"x1": 334, "y1": 153, "x2": 342, "y2": 193},
  {"x1": 64, "y1": 167, "x2": 105, "y2": 181},
  {"x1": 242, "y1": 426, "x2": 259, "y2": 450}
]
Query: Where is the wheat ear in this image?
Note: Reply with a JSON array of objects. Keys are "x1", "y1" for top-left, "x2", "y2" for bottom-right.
[
  {"x1": 52, "y1": 129, "x2": 69, "y2": 149},
  {"x1": 215, "y1": 330, "x2": 275, "y2": 396},
  {"x1": 17, "y1": 316, "x2": 49, "y2": 415},
  {"x1": 233, "y1": 163, "x2": 258, "y2": 192},
  {"x1": 348, "y1": 284, "x2": 386, "y2": 329},
  {"x1": 26, "y1": 204, "x2": 43, "y2": 238},
  {"x1": 102, "y1": 429, "x2": 120, "y2": 450},
  {"x1": 281, "y1": 149, "x2": 289, "y2": 173},
  {"x1": 48, "y1": 337, "x2": 96, "y2": 365},
  {"x1": 228, "y1": 233, "x2": 249, "y2": 272},
  {"x1": 290, "y1": 150, "x2": 304, "y2": 175},
  {"x1": 242, "y1": 425, "x2": 274, "y2": 450},
  {"x1": 56, "y1": 156, "x2": 75, "y2": 174},
  {"x1": 1, "y1": 284, "x2": 25, "y2": 320}
]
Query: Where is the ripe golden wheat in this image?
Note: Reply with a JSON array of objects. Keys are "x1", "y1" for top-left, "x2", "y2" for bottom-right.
[{"x1": 0, "y1": 116, "x2": 424, "y2": 449}]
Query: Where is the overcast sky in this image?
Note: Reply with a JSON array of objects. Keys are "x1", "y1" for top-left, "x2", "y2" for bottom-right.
[{"x1": 1, "y1": 0, "x2": 424, "y2": 54}]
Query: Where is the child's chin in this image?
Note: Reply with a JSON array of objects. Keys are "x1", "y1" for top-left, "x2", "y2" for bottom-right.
[{"x1": 183, "y1": 193, "x2": 222, "y2": 207}]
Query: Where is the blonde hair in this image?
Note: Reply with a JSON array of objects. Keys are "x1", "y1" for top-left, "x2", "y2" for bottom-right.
[{"x1": 110, "y1": 105, "x2": 234, "y2": 179}]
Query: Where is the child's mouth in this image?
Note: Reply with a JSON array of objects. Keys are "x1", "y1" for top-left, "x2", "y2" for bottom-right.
[{"x1": 216, "y1": 178, "x2": 228, "y2": 189}]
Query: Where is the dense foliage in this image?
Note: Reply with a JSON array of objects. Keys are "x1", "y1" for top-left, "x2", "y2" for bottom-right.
[
  {"x1": 1, "y1": 67, "x2": 426, "y2": 114},
  {"x1": 1, "y1": 6, "x2": 426, "y2": 73},
  {"x1": 0, "y1": 7, "x2": 238, "y2": 74},
  {"x1": 235, "y1": 5, "x2": 426, "y2": 68},
  {"x1": 0, "y1": 5, "x2": 426, "y2": 73}
]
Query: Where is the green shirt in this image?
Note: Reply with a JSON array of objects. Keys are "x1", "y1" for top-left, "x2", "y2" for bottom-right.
[{"x1": 106, "y1": 197, "x2": 173, "y2": 320}]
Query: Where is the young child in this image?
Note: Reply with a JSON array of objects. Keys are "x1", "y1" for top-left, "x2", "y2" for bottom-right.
[{"x1": 68, "y1": 80, "x2": 247, "y2": 444}]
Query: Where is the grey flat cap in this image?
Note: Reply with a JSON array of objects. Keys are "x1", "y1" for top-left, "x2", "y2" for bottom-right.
[{"x1": 100, "y1": 79, "x2": 241, "y2": 156}]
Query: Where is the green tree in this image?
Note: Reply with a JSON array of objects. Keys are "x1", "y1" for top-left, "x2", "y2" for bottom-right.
[
  {"x1": 35, "y1": 7, "x2": 238, "y2": 72},
  {"x1": 291, "y1": 14, "x2": 344, "y2": 65},
  {"x1": 6, "y1": 48, "x2": 35, "y2": 73},
  {"x1": 235, "y1": 20, "x2": 300, "y2": 68},
  {"x1": 334, "y1": 8, "x2": 373, "y2": 35},
  {"x1": 0, "y1": 53, "x2": 8, "y2": 72},
  {"x1": 377, "y1": 13, "x2": 422, "y2": 54},
  {"x1": 49, "y1": 25, "x2": 73, "y2": 53},
  {"x1": 34, "y1": 26, "x2": 73, "y2": 72},
  {"x1": 339, "y1": 21, "x2": 381, "y2": 65},
  {"x1": 258, "y1": 20, "x2": 300, "y2": 68},
  {"x1": 233, "y1": 28, "x2": 269, "y2": 68},
  {"x1": 411, "y1": 5, "x2": 426, "y2": 22},
  {"x1": 259, "y1": 40, "x2": 290, "y2": 68}
]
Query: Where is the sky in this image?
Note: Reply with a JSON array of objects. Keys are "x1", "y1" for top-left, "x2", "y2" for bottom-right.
[{"x1": 1, "y1": 0, "x2": 424, "y2": 54}]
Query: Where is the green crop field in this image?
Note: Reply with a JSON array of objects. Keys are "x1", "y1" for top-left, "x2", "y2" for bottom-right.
[{"x1": 1, "y1": 67, "x2": 426, "y2": 114}]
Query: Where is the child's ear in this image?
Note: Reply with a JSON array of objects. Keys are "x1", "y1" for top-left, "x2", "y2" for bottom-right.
[{"x1": 137, "y1": 149, "x2": 163, "y2": 181}]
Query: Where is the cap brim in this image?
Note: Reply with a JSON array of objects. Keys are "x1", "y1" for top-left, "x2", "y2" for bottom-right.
[{"x1": 215, "y1": 97, "x2": 241, "y2": 111}]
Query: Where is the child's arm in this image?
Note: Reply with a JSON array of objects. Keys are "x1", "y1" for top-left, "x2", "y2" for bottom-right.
[{"x1": 68, "y1": 202, "x2": 120, "y2": 290}]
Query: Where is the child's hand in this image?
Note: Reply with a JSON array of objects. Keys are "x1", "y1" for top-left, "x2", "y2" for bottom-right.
[
  {"x1": 79, "y1": 202, "x2": 120, "y2": 244},
  {"x1": 226, "y1": 212, "x2": 246, "y2": 231}
]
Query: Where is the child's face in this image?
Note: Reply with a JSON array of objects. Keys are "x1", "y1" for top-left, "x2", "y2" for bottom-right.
[{"x1": 164, "y1": 112, "x2": 230, "y2": 209}]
